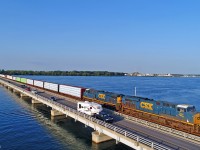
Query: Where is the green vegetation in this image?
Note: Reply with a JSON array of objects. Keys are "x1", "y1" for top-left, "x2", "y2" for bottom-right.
[{"x1": 0, "y1": 69, "x2": 125, "y2": 76}]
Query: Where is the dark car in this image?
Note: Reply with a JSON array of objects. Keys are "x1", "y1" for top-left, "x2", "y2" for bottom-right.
[
  {"x1": 20, "y1": 85, "x2": 26, "y2": 88},
  {"x1": 94, "y1": 112, "x2": 114, "y2": 123},
  {"x1": 25, "y1": 87, "x2": 31, "y2": 91},
  {"x1": 50, "y1": 96, "x2": 56, "y2": 101}
]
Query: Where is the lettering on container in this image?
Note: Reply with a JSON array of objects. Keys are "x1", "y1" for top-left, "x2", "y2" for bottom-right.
[
  {"x1": 140, "y1": 102, "x2": 153, "y2": 110},
  {"x1": 98, "y1": 94, "x2": 105, "y2": 99}
]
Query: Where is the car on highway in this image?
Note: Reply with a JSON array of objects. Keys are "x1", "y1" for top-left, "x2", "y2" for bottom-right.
[
  {"x1": 50, "y1": 96, "x2": 56, "y2": 101},
  {"x1": 31, "y1": 90, "x2": 37, "y2": 94},
  {"x1": 94, "y1": 112, "x2": 114, "y2": 123},
  {"x1": 20, "y1": 85, "x2": 26, "y2": 88},
  {"x1": 25, "y1": 87, "x2": 31, "y2": 91}
]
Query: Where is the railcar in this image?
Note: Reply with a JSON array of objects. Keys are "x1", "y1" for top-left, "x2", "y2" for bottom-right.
[
  {"x1": 59, "y1": 84, "x2": 86, "y2": 99},
  {"x1": 16, "y1": 77, "x2": 21, "y2": 82},
  {"x1": 27, "y1": 78, "x2": 34, "y2": 85},
  {"x1": 34, "y1": 80, "x2": 44, "y2": 88},
  {"x1": 44, "y1": 82, "x2": 59, "y2": 92},
  {"x1": 83, "y1": 89, "x2": 123, "y2": 109}
]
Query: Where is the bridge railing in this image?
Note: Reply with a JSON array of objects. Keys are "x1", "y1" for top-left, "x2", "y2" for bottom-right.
[{"x1": 2, "y1": 79, "x2": 172, "y2": 150}]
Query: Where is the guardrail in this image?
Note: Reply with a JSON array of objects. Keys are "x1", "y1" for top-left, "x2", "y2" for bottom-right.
[{"x1": 0, "y1": 79, "x2": 172, "y2": 150}]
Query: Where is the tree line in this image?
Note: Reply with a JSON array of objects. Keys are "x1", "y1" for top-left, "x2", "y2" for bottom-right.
[{"x1": 0, "y1": 69, "x2": 125, "y2": 76}]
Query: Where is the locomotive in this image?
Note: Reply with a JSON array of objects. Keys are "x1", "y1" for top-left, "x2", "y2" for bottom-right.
[{"x1": 83, "y1": 88, "x2": 200, "y2": 135}]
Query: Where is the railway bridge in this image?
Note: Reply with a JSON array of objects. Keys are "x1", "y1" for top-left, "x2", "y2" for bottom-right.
[{"x1": 0, "y1": 78, "x2": 200, "y2": 150}]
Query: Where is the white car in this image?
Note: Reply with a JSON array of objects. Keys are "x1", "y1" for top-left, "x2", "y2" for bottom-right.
[{"x1": 31, "y1": 90, "x2": 37, "y2": 94}]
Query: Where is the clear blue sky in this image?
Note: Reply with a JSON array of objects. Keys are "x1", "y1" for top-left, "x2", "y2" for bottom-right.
[{"x1": 0, "y1": 0, "x2": 200, "y2": 74}]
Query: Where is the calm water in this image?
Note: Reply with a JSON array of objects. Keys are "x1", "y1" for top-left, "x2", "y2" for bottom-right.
[{"x1": 0, "y1": 76, "x2": 200, "y2": 150}]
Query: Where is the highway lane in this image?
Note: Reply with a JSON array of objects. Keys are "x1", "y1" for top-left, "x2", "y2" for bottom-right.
[{"x1": 2, "y1": 78, "x2": 200, "y2": 150}]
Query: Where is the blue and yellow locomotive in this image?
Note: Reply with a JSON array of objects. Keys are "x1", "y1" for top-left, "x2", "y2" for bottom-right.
[
  {"x1": 83, "y1": 89, "x2": 200, "y2": 134},
  {"x1": 83, "y1": 89, "x2": 123, "y2": 109}
]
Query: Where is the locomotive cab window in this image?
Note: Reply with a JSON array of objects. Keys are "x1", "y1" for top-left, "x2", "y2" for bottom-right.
[
  {"x1": 79, "y1": 104, "x2": 81, "y2": 109},
  {"x1": 177, "y1": 107, "x2": 186, "y2": 112},
  {"x1": 177, "y1": 104, "x2": 196, "y2": 113},
  {"x1": 187, "y1": 106, "x2": 196, "y2": 112}
]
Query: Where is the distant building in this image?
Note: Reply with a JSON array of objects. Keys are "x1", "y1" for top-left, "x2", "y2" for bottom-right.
[{"x1": 128, "y1": 72, "x2": 174, "y2": 77}]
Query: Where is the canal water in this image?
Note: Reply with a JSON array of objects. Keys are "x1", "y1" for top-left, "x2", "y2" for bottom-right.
[{"x1": 0, "y1": 76, "x2": 200, "y2": 150}]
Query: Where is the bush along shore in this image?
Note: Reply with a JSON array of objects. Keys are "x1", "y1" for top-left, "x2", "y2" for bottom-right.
[{"x1": 0, "y1": 70, "x2": 126, "y2": 76}]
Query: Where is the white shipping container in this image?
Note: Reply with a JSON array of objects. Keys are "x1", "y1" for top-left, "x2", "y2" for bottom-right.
[
  {"x1": 27, "y1": 79, "x2": 34, "y2": 85},
  {"x1": 44, "y1": 82, "x2": 58, "y2": 92},
  {"x1": 13, "y1": 77, "x2": 16, "y2": 80},
  {"x1": 0, "y1": 74, "x2": 5, "y2": 77},
  {"x1": 59, "y1": 85, "x2": 82, "y2": 98},
  {"x1": 7, "y1": 75, "x2": 12, "y2": 79},
  {"x1": 34, "y1": 80, "x2": 44, "y2": 88}
]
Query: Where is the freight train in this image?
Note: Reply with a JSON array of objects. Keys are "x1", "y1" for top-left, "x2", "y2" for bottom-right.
[{"x1": 0, "y1": 74, "x2": 200, "y2": 135}]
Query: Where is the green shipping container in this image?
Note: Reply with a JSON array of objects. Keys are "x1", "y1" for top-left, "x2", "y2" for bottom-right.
[
  {"x1": 20, "y1": 78, "x2": 27, "y2": 83},
  {"x1": 16, "y1": 77, "x2": 21, "y2": 82}
]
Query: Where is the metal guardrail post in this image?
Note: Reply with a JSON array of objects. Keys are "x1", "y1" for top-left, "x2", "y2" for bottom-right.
[
  {"x1": 114, "y1": 127, "x2": 117, "y2": 132},
  {"x1": 151, "y1": 142, "x2": 154, "y2": 149},
  {"x1": 137, "y1": 136, "x2": 139, "y2": 142},
  {"x1": 105, "y1": 123, "x2": 107, "y2": 128}
]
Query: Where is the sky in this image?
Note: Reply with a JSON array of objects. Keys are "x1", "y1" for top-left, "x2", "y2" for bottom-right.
[{"x1": 0, "y1": 0, "x2": 200, "y2": 74}]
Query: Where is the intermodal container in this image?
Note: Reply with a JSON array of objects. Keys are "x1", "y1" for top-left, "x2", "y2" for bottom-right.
[
  {"x1": 27, "y1": 79, "x2": 34, "y2": 85},
  {"x1": 7, "y1": 75, "x2": 13, "y2": 80},
  {"x1": 44, "y1": 82, "x2": 58, "y2": 92},
  {"x1": 20, "y1": 78, "x2": 27, "y2": 84},
  {"x1": 59, "y1": 84, "x2": 85, "y2": 98},
  {"x1": 34, "y1": 80, "x2": 44, "y2": 88},
  {"x1": 16, "y1": 77, "x2": 21, "y2": 82},
  {"x1": 0, "y1": 74, "x2": 4, "y2": 77}
]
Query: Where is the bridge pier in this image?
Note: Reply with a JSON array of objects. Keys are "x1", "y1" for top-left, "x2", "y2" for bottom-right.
[
  {"x1": 51, "y1": 109, "x2": 65, "y2": 117},
  {"x1": 92, "y1": 131, "x2": 113, "y2": 144},
  {"x1": 13, "y1": 89, "x2": 20, "y2": 95},
  {"x1": 8, "y1": 87, "x2": 13, "y2": 92},
  {"x1": 20, "y1": 93, "x2": 30, "y2": 99},
  {"x1": 51, "y1": 109, "x2": 66, "y2": 121}
]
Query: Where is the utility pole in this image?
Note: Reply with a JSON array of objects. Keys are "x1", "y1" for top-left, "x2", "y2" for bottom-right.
[{"x1": 135, "y1": 87, "x2": 137, "y2": 96}]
